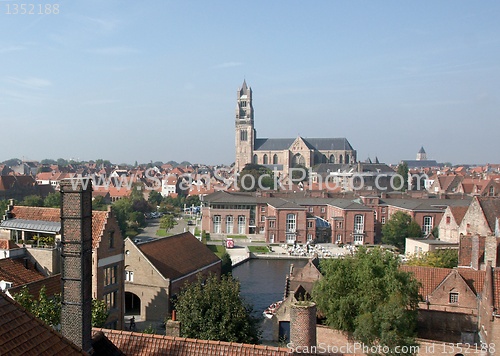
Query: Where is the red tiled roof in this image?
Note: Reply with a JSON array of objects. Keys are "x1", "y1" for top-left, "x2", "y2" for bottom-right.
[
  {"x1": 449, "y1": 206, "x2": 469, "y2": 225},
  {"x1": 92, "y1": 329, "x2": 293, "y2": 356},
  {"x1": 11, "y1": 206, "x2": 110, "y2": 249},
  {"x1": 0, "y1": 291, "x2": 85, "y2": 355},
  {"x1": 137, "y1": 232, "x2": 221, "y2": 281},
  {"x1": 401, "y1": 266, "x2": 486, "y2": 300},
  {"x1": 0, "y1": 258, "x2": 45, "y2": 287},
  {"x1": 8, "y1": 274, "x2": 61, "y2": 300}
]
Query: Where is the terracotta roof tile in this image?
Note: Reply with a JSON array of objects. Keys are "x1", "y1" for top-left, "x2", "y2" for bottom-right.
[
  {"x1": 8, "y1": 274, "x2": 61, "y2": 299},
  {"x1": 448, "y1": 206, "x2": 469, "y2": 225},
  {"x1": 0, "y1": 291, "x2": 85, "y2": 355},
  {"x1": 92, "y1": 329, "x2": 298, "y2": 356},
  {"x1": 137, "y1": 232, "x2": 221, "y2": 281},
  {"x1": 0, "y1": 258, "x2": 45, "y2": 288}
]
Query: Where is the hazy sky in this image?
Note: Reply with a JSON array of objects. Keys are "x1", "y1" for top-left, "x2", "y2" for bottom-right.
[{"x1": 1, "y1": 1, "x2": 499, "y2": 166}]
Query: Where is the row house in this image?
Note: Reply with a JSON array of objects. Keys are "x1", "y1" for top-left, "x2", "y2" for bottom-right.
[
  {"x1": 0, "y1": 201, "x2": 125, "y2": 329},
  {"x1": 327, "y1": 199, "x2": 375, "y2": 245}
]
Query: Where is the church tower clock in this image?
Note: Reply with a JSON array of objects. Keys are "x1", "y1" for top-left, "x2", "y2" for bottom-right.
[{"x1": 235, "y1": 80, "x2": 255, "y2": 172}]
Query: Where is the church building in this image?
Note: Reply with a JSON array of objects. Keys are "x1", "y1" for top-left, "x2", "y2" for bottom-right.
[{"x1": 234, "y1": 81, "x2": 357, "y2": 174}]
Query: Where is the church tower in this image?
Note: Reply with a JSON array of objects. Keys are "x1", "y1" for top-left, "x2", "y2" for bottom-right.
[
  {"x1": 235, "y1": 80, "x2": 255, "y2": 172},
  {"x1": 416, "y1": 146, "x2": 427, "y2": 161}
]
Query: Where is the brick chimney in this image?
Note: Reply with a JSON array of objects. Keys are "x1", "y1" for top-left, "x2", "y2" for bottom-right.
[
  {"x1": 60, "y1": 178, "x2": 93, "y2": 352},
  {"x1": 484, "y1": 235, "x2": 498, "y2": 269},
  {"x1": 471, "y1": 235, "x2": 479, "y2": 270},
  {"x1": 289, "y1": 301, "x2": 316, "y2": 350},
  {"x1": 166, "y1": 310, "x2": 181, "y2": 337}
]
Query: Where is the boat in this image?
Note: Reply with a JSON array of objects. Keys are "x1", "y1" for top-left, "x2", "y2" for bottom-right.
[{"x1": 263, "y1": 300, "x2": 282, "y2": 319}]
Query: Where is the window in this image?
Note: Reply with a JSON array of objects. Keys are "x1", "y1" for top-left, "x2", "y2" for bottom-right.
[
  {"x1": 226, "y1": 215, "x2": 234, "y2": 234},
  {"x1": 307, "y1": 221, "x2": 313, "y2": 228},
  {"x1": 446, "y1": 216, "x2": 451, "y2": 224},
  {"x1": 104, "y1": 291, "x2": 117, "y2": 309},
  {"x1": 125, "y1": 270, "x2": 134, "y2": 282},
  {"x1": 240, "y1": 130, "x2": 247, "y2": 141},
  {"x1": 241, "y1": 101, "x2": 247, "y2": 107},
  {"x1": 354, "y1": 235, "x2": 364, "y2": 245},
  {"x1": 309, "y1": 207, "x2": 313, "y2": 213},
  {"x1": 269, "y1": 220, "x2": 275, "y2": 228},
  {"x1": 273, "y1": 154, "x2": 278, "y2": 164},
  {"x1": 263, "y1": 154, "x2": 268, "y2": 165},
  {"x1": 381, "y1": 217, "x2": 386, "y2": 224},
  {"x1": 337, "y1": 221, "x2": 343, "y2": 229},
  {"x1": 449, "y1": 292, "x2": 459, "y2": 304},
  {"x1": 354, "y1": 215, "x2": 364, "y2": 233},
  {"x1": 270, "y1": 234, "x2": 275, "y2": 243},
  {"x1": 108, "y1": 231, "x2": 115, "y2": 249},
  {"x1": 286, "y1": 233, "x2": 295, "y2": 244},
  {"x1": 307, "y1": 234, "x2": 313, "y2": 242},
  {"x1": 104, "y1": 265, "x2": 117, "y2": 286},
  {"x1": 423, "y1": 216, "x2": 433, "y2": 235},
  {"x1": 489, "y1": 186, "x2": 495, "y2": 196},
  {"x1": 321, "y1": 207, "x2": 326, "y2": 213},
  {"x1": 382, "y1": 207, "x2": 386, "y2": 213},
  {"x1": 260, "y1": 215, "x2": 266, "y2": 222},
  {"x1": 253, "y1": 155, "x2": 258, "y2": 164},
  {"x1": 374, "y1": 211, "x2": 377, "y2": 220},
  {"x1": 238, "y1": 215, "x2": 246, "y2": 234},
  {"x1": 286, "y1": 214, "x2": 296, "y2": 232},
  {"x1": 213, "y1": 215, "x2": 221, "y2": 234},
  {"x1": 260, "y1": 206, "x2": 266, "y2": 213},
  {"x1": 260, "y1": 226, "x2": 265, "y2": 233},
  {"x1": 336, "y1": 234, "x2": 342, "y2": 242}
]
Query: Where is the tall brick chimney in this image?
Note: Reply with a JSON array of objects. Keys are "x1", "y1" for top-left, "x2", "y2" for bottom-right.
[
  {"x1": 471, "y1": 235, "x2": 479, "y2": 270},
  {"x1": 289, "y1": 301, "x2": 316, "y2": 350},
  {"x1": 60, "y1": 178, "x2": 93, "y2": 352}
]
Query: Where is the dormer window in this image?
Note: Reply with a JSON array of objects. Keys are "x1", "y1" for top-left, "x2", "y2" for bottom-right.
[{"x1": 449, "y1": 292, "x2": 459, "y2": 304}]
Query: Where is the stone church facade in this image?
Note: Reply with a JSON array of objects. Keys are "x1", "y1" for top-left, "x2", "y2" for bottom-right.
[{"x1": 234, "y1": 81, "x2": 357, "y2": 174}]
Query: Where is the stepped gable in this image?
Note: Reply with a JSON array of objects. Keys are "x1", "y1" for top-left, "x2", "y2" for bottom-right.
[{"x1": 0, "y1": 291, "x2": 85, "y2": 355}]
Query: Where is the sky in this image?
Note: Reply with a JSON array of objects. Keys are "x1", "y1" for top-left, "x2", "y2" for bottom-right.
[{"x1": 1, "y1": 1, "x2": 499, "y2": 166}]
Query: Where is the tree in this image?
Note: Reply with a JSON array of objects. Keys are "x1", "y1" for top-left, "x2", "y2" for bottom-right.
[
  {"x1": 92, "y1": 196, "x2": 109, "y2": 211},
  {"x1": 148, "y1": 190, "x2": 164, "y2": 206},
  {"x1": 44, "y1": 192, "x2": 61, "y2": 208},
  {"x1": 382, "y1": 211, "x2": 422, "y2": 252},
  {"x1": 237, "y1": 164, "x2": 275, "y2": 192},
  {"x1": 14, "y1": 286, "x2": 109, "y2": 328},
  {"x1": 159, "y1": 214, "x2": 176, "y2": 232},
  {"x1": 394, "y1": 162, "x2": 409, "y2": 191},
  {"x1": 92, "y1": 299, "x2": 109, "y2": 327},
  {"x1": 21, "y1": 195, "x2": 44, "y2": 207},
  {"x1": 406, "y1": 249, "x2": 458, "y2": 269},
  {"x1": 175, "y1": 274, "x2": 260, "y2": 343},
  {"x1": 312, "y1": 248, "x2": 420, "y2": 355},
  {"x1": 220, "y1": 252, "x2": 233, "y2": 276}
]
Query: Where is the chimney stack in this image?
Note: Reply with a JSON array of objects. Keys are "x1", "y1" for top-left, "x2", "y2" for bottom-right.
[
  {"x1": 166, "y1": 310, "x2": 181, "y2": 337},
  {"x1": 484, "y1": 235, "x2": 498, "y2": 269},
  {"x1": 60, "y1": 178, "x2": 93, "y2": 352},
  {"x1": 289, "y1": 301, "x2": 317, "y2": 351},
  {"x1": 471, "y1": 235, "x2": 479, "y2": 270}
]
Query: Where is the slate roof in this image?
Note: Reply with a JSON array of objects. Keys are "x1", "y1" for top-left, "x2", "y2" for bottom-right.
[
  {"x1": 0, "y1": 258, "x2": 45, "y2": 288},
  {"x1": 136, "y1": 232, "x2": 221, "y2": 281},
  {"x1": 8, "y1": 206, "x2": 110, "y2": 249},
  {"x1": 0, "y1": 219, "x2": 61, "y2": 234},
  {"x1": 401, "y1": 160, "x2": 439, "y2": 169},
  {"x1": 0, "y1": 291, "x2": 85, "y2": 355},
  {"x1": 253, "y1": 137, "x2": 353, "y2": 152},
  {"x1": 92, "y1": 329, "x2": 294, "y2": 356}
]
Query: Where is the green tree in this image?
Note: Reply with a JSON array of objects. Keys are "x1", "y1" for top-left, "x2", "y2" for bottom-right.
[
  {"x1": 175, "y1": 274, "x2": 260, "y2": 343},
  {"x1": 394, "y1": 162, "x2": 409, "y2": 191},
  {"x1": 142, "y1": 324, "x2": 157, "y2": 334},
  {"x1": 21, "y1": 195, "x2": 44, "y2": 207},
  {"x1": 382, "y1": 211, "x2": 422, "y2": 252},
  {"x1": 92, "y1": 196, "x2": 109, "y2": 211},
  {"x1": 406, "y1": 249, "x2": 458, "y2": 269},
  {"x1": 237, "y1": 164, "x2": 275, "y2": 192},
  {"x1": 220, "y1": 252, "x2": 233, "y2": 276},
  {"x1": 148, "y1": 191, "x2": 164, "y2": 206},
  {"x1": 160, "y1": 214, "x2": 176, "y2": 232},
  {"x1": 92, "y1": 299, "x2": 109, "y2": 327},
  {"x1": 44, "y1": 192, "x2": 61, "y2": 208},
  {"x1": 313, "y1": 248, "x2": 420, "y2": 355}
]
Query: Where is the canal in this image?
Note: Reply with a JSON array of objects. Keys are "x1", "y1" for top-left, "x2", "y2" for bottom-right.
[{"x1": 232, "y1": 258, "x2": 308, "y2": 342}]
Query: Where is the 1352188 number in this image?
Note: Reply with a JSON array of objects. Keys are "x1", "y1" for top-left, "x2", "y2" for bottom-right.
[{"x1": 5, "y1": 4, "x2": 60, "y2": 15}]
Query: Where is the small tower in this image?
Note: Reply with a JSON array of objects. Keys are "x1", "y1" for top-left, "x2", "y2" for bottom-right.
[
  {"x1": 416, "y1": 146, "x2": 427, "y2": 161},
  {"x1": 235, "y1": 80, "x2": 255, "y2": 172}
]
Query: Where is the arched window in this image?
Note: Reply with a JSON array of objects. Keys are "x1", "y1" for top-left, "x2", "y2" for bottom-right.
[
  {"x1": 292, "y1": 153, "x2": 305, "y2": 167},
  {"x1": 263, "y1": 154, "x2": 268, "y2": 165},
  {"x1": 339, "y1": 155, "x2": 343, "y2": 164},
  {"x1": 329, "y1": 155, "x2": 335, "y2": 163},
  {"x1": 226, "y1": 215, "x2": 233, "y2": 234},
  {"x1": 345, "y1": 154, "x2": 350, "y2": 164},
  {"x1": 322, "y1": 155, "x2": 327, "y2": 163},
  {"x1": 253, "y1": 155, "x2": 258, "y2": 164},
  {"x1": 273, "y1": 154, "x2": 278, "y2": 164},
  {"x1": 240, "y1": 130, "x2": 247, "y2": 141}
]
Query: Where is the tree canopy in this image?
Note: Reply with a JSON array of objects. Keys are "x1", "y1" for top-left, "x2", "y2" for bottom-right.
[
  {"x1": 394, "y1": 162, "x2": 409, "y2": 191},
  {"x1": 237, "y1": 164, "x2": 275, "y2": 192},
  {"x1": 313, "y1": 248, "x2": 420, "y2": 355},
  {"x1": 174, "y1": 274, "x2": 260, "y2": 343},
  {"x1": 381, "y1": 211, "x2": 422, "y2": 252},
  {"x1": 406, "y1": 249, "x2": 458, "y2": 269}
]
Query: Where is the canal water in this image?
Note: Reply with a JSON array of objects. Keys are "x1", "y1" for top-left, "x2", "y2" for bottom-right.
[{"x1": 232, "y1": 258, "x2": 308, "y2": 342}]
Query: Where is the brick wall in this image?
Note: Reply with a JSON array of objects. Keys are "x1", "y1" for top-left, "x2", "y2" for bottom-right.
[{"x1": 290, "y1": 301, "x2": 317, "y2": 349}]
